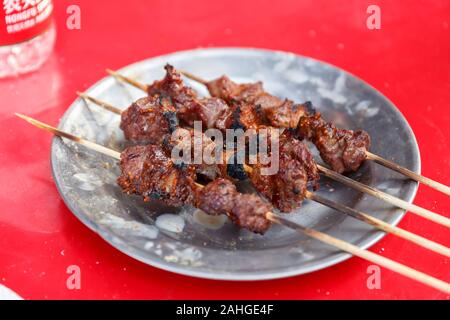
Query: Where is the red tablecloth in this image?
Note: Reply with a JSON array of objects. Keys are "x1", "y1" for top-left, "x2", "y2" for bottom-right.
[{"x1": 0, "y1": 0, "x2": 449, "y2": 300}]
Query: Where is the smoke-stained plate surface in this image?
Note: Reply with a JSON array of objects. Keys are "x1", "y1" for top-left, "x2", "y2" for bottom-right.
[{"x1": 51, "y1": 48, "x2": 420, "y2": 280}]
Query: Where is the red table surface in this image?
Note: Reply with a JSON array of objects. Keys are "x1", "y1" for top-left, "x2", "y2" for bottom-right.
[{"x1": 0, "y1": 0, "x2": 449, "y2": 300}]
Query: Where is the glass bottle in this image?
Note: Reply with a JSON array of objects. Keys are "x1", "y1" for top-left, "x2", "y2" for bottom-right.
[{"x1": 0, "y1": 0, "x2": 55, "y2": 78}]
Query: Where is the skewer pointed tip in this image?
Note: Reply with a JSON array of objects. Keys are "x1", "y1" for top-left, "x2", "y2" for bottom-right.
[
  {"x1": 106, "y1": 68, "x2": 117, "y2": 76},
  {"x1": 15, "y1": 113, "x2": 66, "y2": 139},
  {"x1": 77, "y1": 91, "x2": 90, "y2": 100},
  {"x1": 16, "y1": 113, "x2": 121, "y2": 160},
  {"x1": 15, "y1": 112, "x2": 26, "y2": 120},
  {"x1": 15, "y1": 113, "x2": 41, "y2": 127}
]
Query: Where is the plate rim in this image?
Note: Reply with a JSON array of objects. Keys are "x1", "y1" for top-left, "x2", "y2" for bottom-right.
[{"x1": 50, "y1": 47, "x2": 421, "y2": 281}]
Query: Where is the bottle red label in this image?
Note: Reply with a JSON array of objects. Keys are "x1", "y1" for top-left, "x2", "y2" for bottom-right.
[{"x1": 0, "y1": 0, "x2": 53, "y2": 46}]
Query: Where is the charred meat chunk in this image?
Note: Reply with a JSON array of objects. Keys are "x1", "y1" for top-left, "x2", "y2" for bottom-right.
[
  {"x1": 120, "y1": 96, "x2": 176, "y2": 145},
  {"x1": 248, "y1": 131, "x2": 319, "y2": 212},
  {"x1": 196, "y1": 97, "x2": 232, "y2": 130},
  {"x1": 297, "y1": 113, "x2": 371, "y2": 173},
  {"x1": 231, "y1": 102, "x2": 266, "y2": 130},
  {"x1": 146, "y1": 64, "x2": 202, "y2": 126},
  {"x1": 206, "y1": 76, "x2": 265, "y2": 103},
  {"x1": 117, "y1": 145, "x2": 197, "y2": 207}
]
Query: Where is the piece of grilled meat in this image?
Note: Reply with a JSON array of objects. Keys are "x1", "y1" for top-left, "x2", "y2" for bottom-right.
[
  {"x1": 118, "y1": 144, "x2": 197, "y2": 207},
  {"x1": 146, "y1": 64, "x2": 231, "y2": 129},
  {"x1": 196, "y1": 178, "x2": 272, "y2": 234},
  {"x1": 249, "y1": 130, "x2": 319, "y2": 212},
  {"x1": 297, "y1": 113, "x2": 371, "y2": 173},
  {"x1": 206, "y1": 75, "x2": 306, "y2": 129},
  {"x1": 120, "y1": 95, "x2": 178, "y2": 144}
]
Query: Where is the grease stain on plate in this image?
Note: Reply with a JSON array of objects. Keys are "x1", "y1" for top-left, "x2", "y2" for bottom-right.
[
  {"x1": 155, "y1": 214, "x2": 185, "y2": 233},
  {"x1": 99, "y1": 214, "x2": 159, "y2": 239},
  {"x1": 193, "y1": 210, "x2": 228, "y2": 230},
  {"x1": 164, "y1": 247, "x2": 203, "y2": 266}
]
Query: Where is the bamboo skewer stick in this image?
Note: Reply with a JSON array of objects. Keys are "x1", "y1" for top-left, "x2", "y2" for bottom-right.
[
  {"x1": 15, "y1": 113, "x2": 450, "y2": 294},
  {"x1": 77, "y1": 92, "x2": 122, "y2": 115},
  {"x1": 106, "y1": 69, "x2": 149, "y2": 92},
  {"x1": 366, "y1": 151, "x2": 450, "y2": 196},
  {"x1": 266, "y1": 213, "x2": 450, "y2": 294},
  {"x1": 80, "y1": 89, "x2": 450, "y2": 229},
  {"x1": 306, "y1": 191, "x2": 450, "y2": 257},
  {"x1": 177, "y1": 70, "x2": 450, "y2": 196},
  {"x1": 78, "y1": 95, "x2": 450, "y2": 257},
  {"x1": 16, "y1": 113, "x2": 121, "y2": 159},
  {"x1": 318, "y1": 165, "x2": 450, "y2": 228}
]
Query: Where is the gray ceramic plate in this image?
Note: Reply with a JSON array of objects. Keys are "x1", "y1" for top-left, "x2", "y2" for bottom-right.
[{"x1": 51, "y1": 48, "x2": 420, "y2": 280}]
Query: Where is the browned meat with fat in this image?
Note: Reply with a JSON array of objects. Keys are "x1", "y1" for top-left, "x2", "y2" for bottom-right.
[
  {"x1": 117, "y1": 145, "x2": 197, "y2": 207},
  {"x1": 265, "y1": 100, "x2": 307, "y2": 129},
  {"x1": 206, "y1": 76, "x2": 306, "y2": 129},
  {"x1": 297, "y1": 113, "x2": 371, "y2": 173},
  {"x1": 247, "y1": 130, "x2": 319, "y2": 212},
  {"x1": 196, "y1": 179, "x2": 272, "y2": 234},
  {"x1": 120, "y1": 95, "x2": 177, "y2": 145},
  {"x1": 206, "y1": 76, "x2": 265, "y2": 103},
  {"x1": 195, "y1": 178, "x2": 238, "y2": 216},
  {"x1": 229, "y1": 103, "x2": 266, "y2": 130},
  {"x1": 146, "y1": 64, "x2": 202, "y2": 126},
  {"x1": 250, "y1": 156, "x2": 308, "y2": 212},
  {"x1": 196, "y1": 97, "x2": 232, "y2": 130},
  {"x1": 279, "y1": 132, "x2": 320, "y2": 187},
  {"x1": 230, "y1": 194, "x2": 272, "y2": 234}
]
